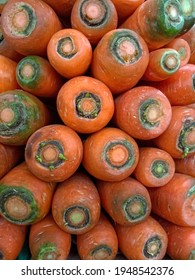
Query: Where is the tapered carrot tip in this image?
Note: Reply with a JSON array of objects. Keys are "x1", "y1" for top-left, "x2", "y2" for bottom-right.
[
  {"x1": 0, "y1": 108, "x2": 15, "y2": 123},
  {"x1": 76, "y1": 92, "x2": 101, "y2": 118},
  {"x1": 64, "y1": 206, "x2": 89, "y2": 229},
  {"x1": 5, "y1": 3, "x2": 36, "y2": 37}
]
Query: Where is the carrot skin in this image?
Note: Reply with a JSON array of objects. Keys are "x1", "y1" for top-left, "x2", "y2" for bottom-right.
[
  {"x1": 174, "y1": 154, "x2": 195, "y2": 177},
  {"x1": 0, "y1": 162, "x2": 56, "y2": 225},
  {"x1": 41, "y1": 0, "x2": 76, "y2": 18},
  {"x1": 148, "y1": 173, "x2": 195, "y2": 227},
  {"x1": 96, "y1": 177, "x2": 151, "y2": 226},
  {"x1": 179, "y1": 24, "x2": 195, "y2": 64},
  {"x1": 52, "y1": 171, "x2": 101, "y2": 235},
  {"x1": 29, "y1": 213, "x2": 71, "y2": 260},
  {"x1": 77, "y1": 213, "x2": 118, "y2": 260},
  {"x1": 115, "y1": 216, "x2": 168, "y2": 260},
  {"x1": 56, "y1": 76, "x2": 114, "y2": 134},
  {"x1": 0, "y1": 215, "x2": 27, "y2": 260},
  {"x1": 0, "y1": 55, "x2": 19, "y2": 93},
  {"x1": 82, "y1": 127, "x2": 139, "y2": 181},
  {"x1": 25, "y1": 124, "x2": 83, "y2": 182}
]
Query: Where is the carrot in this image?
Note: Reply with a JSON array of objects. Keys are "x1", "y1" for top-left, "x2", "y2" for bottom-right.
[
  {"x1": 91, "y1": 28, "x2": 149, "y2": 95},
  {"x1": 133, "y1": 147, "x2": 175, "y2": 188},
  {"x1": 148, "y1": 173, "x2": 195, "y2": 227},
  {"x1": 0, "y1": 89, "x2": 51, "y2": 146},
  {"x1": 164, "y1": 38, "x2": 191, "y2": 67},
  {"x1": 115, "y1": 216, "x2": 168, "y2": 260},
  {"x1": 111, "y1": 0, "x2": 144, "y2": 23},
  {"x1": 41, "y1": 0, "x2": 76, "y2": 18},
  {"x1": 0, "y1": 215, "x2": 27, "y2": 260},
  {"x1": 177, "y1": 0, "x2": 195, "y2": 35},
  {"x1": 174, "y1": 154, "x2": 195, "y2": 177},
  {"x1": 56, "y1": 76, "x2": 114, "y2": 134},
  {"x1": 156, "y1": 216, "x2": 195, "y2": 260},
  {"x1": 120, "y1": 0, "x2": 185, "y2": 51},
  {"x1": 0, "y1": 143, "x2": 24, "y2": 179},
  {"x1": 142, "y1": 48, "x2": 181, "y2": 81},
  {"x1": 16, "y1": 55, "x2": 64, "y2": 98},
  {"x1": 96, "y1": 177, "x2": 151, "y2": 226},
  {"x1": 0, "y1": 162, "x2": 56, "y2": 225},
  {"x1": 29, "y1": 213, "x2": 71, "y2": 260},
  {"x1": 52, "y1": 171, "x2": 101, "y2": 235},
  {"x1": 25, "y1": 124, "x2": 83, "y2": 183},
  {"x1": 0, "y1": 1, "x2": 8, "y2": 14},
  {"x1": 70, "y1": 0, "x2": 118, "y2": 46},
  {"x1": 77, "y1": 213, "x2": 118, "y2": 260},
  {"x1": 47, "y1": 28, "x2": 92, "y2": 79},
  {"x1": 0, "y1": 0, "x2": 62, "y2": 56},
  {"x1": 147, "y1": 64, "x2": 195, "y2": 106},
  {"x1": 113, "y1": 86, "x2": 172, "y2": 140},
  {"x1": 0, "y1": 55, "x2": 19, "y2": 93},
  {"x1": 82, "y1": 127, "x2": 139, "y2": 181},
  {"x1": 179, "y1": 24, "x2": 195, "y2": 64},
  {"x1": 153, "y1": 105, "x2": 195, "y2": 159}
]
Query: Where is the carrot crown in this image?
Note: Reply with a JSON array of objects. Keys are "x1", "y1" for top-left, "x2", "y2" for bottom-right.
[
  {"x1": 177, "y1": 0, "x2": 195, "y2": 35},
  {"x1": 151, "y1": 160, "x2": 169, "y2": 178},
  {"x1": 90, "y1": 245, "x2": 113, "y2": 260},
  {"x1": 57, "y1": 37, "x2": 77, "y2": 59},
  {"x1": 139, "y1": 99, "x2": 162, "y2": 129},
  {"x1": 143, "y1": 235, "x2": 163, "y2": 259},
  {"x1": 63, "y1": 205, "x2": 90, "y2": 230},
  {"x1": 178, "y1": 119, "x2": 195, "y2": 157},
  {"x1": 35, "y1": 242, "x2": 57, "y2": 260}
]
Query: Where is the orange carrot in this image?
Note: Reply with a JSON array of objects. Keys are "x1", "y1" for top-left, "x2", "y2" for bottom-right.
[
  {"x1": 148, "y1": 173, "x2": 195, "y2": 227},
  {"x1": 25, "y1": 124, "x2": 83, "y2": 183},
  {"x1": 91, "y1": 28, "x2": 149, "y2": 95},
  {"x1": 0, "y1": 1, "x2": 8, "y2": 14},
  {"x1": 47, "y1": 28, "x2": 92, "y2": 79},
  {"x1": 177, "y1": 0, "x2": 195, "y2": 36},
  {"x1": 0, "y1": 162, "x2": 56, "y2": 225},
  {"x1": 113, "y1": 86, "x2": 172, "y2": 140},
  {"x1": 82, "y1": 127, "x2": 139, "y2": 181},
  {"x1": 71, "y1": 0, "x2": 118, "y2": 46},
  {"x1": 156, "y1": 216, "x2": 195, "y2": 260},
  {"x1": 174, "y1": 154, "x2": 195, "y2": 177},
  {"x1": 52, "y1": 171, "x2": 101, "y2": 235},
  {"x1": 142, "y1": 48, "x2": 181, "y2": 81},
  {"x1": 16, "y1": 55, "x2": 64, "y2": 98},
  {"x1": 153, "y1": 105, "x2": 195, "y2": 159},
  {"x1": 133, "y1": 147, "x2": 175, "y2": 187},
  {"x1": 77, "y1": 213, "x2": 118, "y2": 260},
  {"x1": 111, "y1": 0, "x2": 144, "y2": 23},
  {"x1": 41, "y1": 0, "x2": 76, "y2": 18},
  {"x1": 56, "y1": 76, "x2": 114, "y2": 134},
  {"x1": 29, "y1": 213, "x2": 71, "y2": 260},
  {"x1": 1, "y1": 0, "x2": 62, "y2": 56},
  {"x1": 0, "y1": 143, "x2": 24, "y2": 179},
  {"x1": 115, "y1": 216, "x2": 168, "y2": 260},
  {"x1": 0, "y1": 55, "x2": 19, "y2": 93},
  {"x1": 96, "y1": 177, "x2": 151, "y2": 226},
  {"x1": 179, "y1": 24, "x2": 195, "y2": 64},
  {"x1": 147, "y1": 64, "x2": 195, "y2": 106},
  {"x1": 164, "y1": 38, "x2": 191, "y2": 67},
  {"x1": 0, "y1": 215, "x2": 27, "y2": 260},
  {"x1": 120, "y1": 0, "x2": 185, "y2": 50},
  {"x1": 0, "y1": 89, "x2": 51, "y2": 146}
]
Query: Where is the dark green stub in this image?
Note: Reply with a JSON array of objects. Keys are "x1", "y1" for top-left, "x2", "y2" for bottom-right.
[
  {"x1": 177, "y1": 0, "x2": 195, "y2": 35},
  {"x1": 16, "y1": 56, "x2": 40, "y2": 89},
  {"x1": 178, "y1": 119, "x2": 195, "y2": 157},
  {"x1": 57, "y1": 37, "x2": 77, "y2": 59},
  {"x1": 187, "y1": 185, "x2": 195, "y2": 198},
  {"x1": 143, "y1": 235, "x2": 162, "y2": 259},
  {"x1": 35, "y1": 140, "x2": 67, "y2": 171},
  {"x1": 0, "y1": 185, "x2": 39, "y2": 225},
  {"x1": 36, "y1": 242, "x2": 57, "y2": 260},
  {"x1": 102, "y1": 140, "x2": 135, "y2": 170},
  {"x1": 139, "y1": 99, "x2": 161, "y2": 130},
  {"x1": 109, "y1": 30, "x2": 142, "y2": 65},
  {"x1": 64, "y1": 205, "x2": 90, "y2": 230},
  {"x1": 80, "y1": 0, "x2": 108, "y2": 27},
  {"x1": 157, "y1": 0, "x2": 185, "y2": 37},
  {"x1": 75, "y1": 91, "x2": 101, "y2": 119},
  {"x1": 123, "y1": 195, "x2": 148, "y2": 222},
  {"x1": 6, "y1": 2, "x2": 37, "y2": 37},
  {"x1": 189, "y1": 250, "x2": 195, "y2": 260},
  {"x1": 90, "y1": 245, "x2": 113, "y2": 260},
  {"x1": 151, "y1": 160, "x2": 169, "y2": 179}
]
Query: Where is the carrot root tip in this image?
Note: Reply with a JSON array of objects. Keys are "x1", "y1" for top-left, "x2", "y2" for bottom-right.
[{"x1": 63, "y1": 205, "x2": 90, "y2": 230}]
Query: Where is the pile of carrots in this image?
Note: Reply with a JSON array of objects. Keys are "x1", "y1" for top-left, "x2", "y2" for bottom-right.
[{"x1": 0, "y1": 0, "x2": 195, "y2": 260}]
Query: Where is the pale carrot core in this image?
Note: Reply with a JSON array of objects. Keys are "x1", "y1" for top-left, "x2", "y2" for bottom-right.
[
  {"x1": 12, "y1": 10, "x2": 29, "y2": 30},
  {"x1": 85, "y1": 3, "x2": 101, "y2": 20},
  {"x1": 186, "y1": 128, "x2": 195, "y2": 146},
  {"x1": 92, "y1": 249, "x2": 110, "y2": 260},
  {"x1": 20, "y1": 63, "x2": 34, "y2": 78},
  {"x1": 146, "y1": 105, "x2": 162, "y2": 123},
  {"x1": 165, "y1": 55, "x2": 178, "y2": 69},
  {"x1": 4, "y1": 196, "x2": 30, "y2": 220},
  {"x1": 0, "y1": 108, "x2": 15, "y2": 123},
  {"x1": 62, "y1": 41, "x2": 74, "y2": 54},
  {"x1": 118, "y1": 40, "x2": 137, "y2": 63},
  {"x1": 69, "y1": 209, "x2": 85, "y2": 226},
  {"x1": 79, "y1": 98, "x2": 96, "y2": 113},
  {"x1": 42, "y1": 252, "x2": 58, "y2": 260},
  {"x1": 107, "y1": 145, "x2": 129, "y2": 166},
  {"x1": 42, "y1": 146, "x2": 59, "y2": 162},
  {"x1": 168, "y1": 4, "x2": 179, "y2": 20},
  {"x1": 147, "y1": 242, "x2": 159, "y2": 254},
  {"x1": 128, "y1": 201, "x2": 142, "y2": 215}
]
